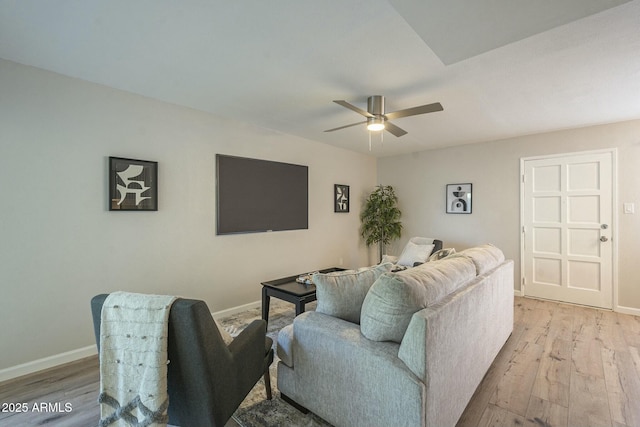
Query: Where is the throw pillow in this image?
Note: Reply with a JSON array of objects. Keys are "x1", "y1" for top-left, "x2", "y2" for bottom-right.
[
  {"x1": 397, "y1": 242, "x2": 435, "y2": 267},
  {"x1": 360, "y1": 256, "x2": 476, "y2": 343},
  {"x1": 428, "y1": 247, "x2": 456, "y2": 262},
  {"x1": 313, "y1": 263, "x2": 393, "y2": 324}
]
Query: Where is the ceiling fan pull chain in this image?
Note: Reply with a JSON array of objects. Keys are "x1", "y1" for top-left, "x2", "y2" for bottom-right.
[{"x1": 368, "y1": 131, "x2": 372, "y2": 151}]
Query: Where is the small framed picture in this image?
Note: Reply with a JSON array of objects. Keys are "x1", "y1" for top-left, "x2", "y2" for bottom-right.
[
  {"x1": 109, "y1": 157, "x2": 158, "y2": 211},
  {"x1": 334, "y1": 184, "x2": 349, "y2": 213},
  {"x1": 446, "y1": 183, "x2": 472, "y2": 214}
]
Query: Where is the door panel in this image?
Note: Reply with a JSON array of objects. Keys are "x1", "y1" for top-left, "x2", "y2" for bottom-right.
[
  {"x1": 533, "y1": 258, "x2": 562, "y2": 285},
  {"x1": 522, "y1": 151, "x2": 613, "y2": 309}
]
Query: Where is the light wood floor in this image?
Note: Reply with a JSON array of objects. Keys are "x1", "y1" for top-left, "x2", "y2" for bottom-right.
[
  {"x1": 457, "y1": 296, "x2": 640, "y2": 427},
  {"x1": 1, "y1": 296, "x2": 639, "y2": 427}
]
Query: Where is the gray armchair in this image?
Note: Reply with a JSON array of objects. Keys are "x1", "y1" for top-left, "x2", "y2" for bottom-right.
[{"x1": 91, "y1": 294, "x2": 273, "y2": 427}]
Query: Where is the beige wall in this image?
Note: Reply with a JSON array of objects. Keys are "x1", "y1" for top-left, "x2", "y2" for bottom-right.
[
  {"x1": 378, "y1": 120, "x2": 640, "y2": 311},
  {"x1": 0, "y1": 59, "x2": 376, "y2": 371}
]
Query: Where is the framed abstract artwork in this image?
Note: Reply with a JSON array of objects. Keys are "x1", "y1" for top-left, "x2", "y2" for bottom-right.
[
  {"x1": 334, "y1": 184, "x2": 349, "y2": 213},
  {"x1": 109, "y1": 157, "x2": 158, "y2": 211},
  {"x1": 446, "y1": 183, "x2": 472, "y2": 214}
]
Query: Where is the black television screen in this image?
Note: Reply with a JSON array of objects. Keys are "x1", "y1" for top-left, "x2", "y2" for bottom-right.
[{"x1": 216, "y1": 154, "x2": 309, "y2": 235}]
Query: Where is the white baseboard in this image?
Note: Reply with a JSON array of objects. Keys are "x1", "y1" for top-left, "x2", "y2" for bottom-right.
[
  {"x1": 615, "y1": 305, "x2": 640, "y2": 317},
  {"x1": 0, "y1": 345, "x2": 97, "y2": 383},
  {"x1": 0, "y1": 300, "x2": 263, "y2": 383},
  {"x1": 212, "y1": 300, "x2": 261, "y2": 319},
  {"x1": 516, "y1": 293, "x2": 640, "y2": 316},
  {"x1": 514, "y1": 289, "x2": 524, "y2": 297}
]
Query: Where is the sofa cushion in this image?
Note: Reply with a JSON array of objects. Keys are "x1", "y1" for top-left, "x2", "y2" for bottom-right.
[
  {"x1": 313, "y1": 263, "x2": 393, "y2": 324},
  {"x1": 455, "y1": 244, "x2": 505, "y2": 275},
  {"x1": 397, "y1": 241, "x2": 435, "y2": 267},
  {"x1": 360, "y1": 256, "x2": 476, "y2": 343}
]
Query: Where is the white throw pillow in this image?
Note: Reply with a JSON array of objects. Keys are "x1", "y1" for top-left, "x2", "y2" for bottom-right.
[
  {"x1": 428, "y1": 247, "x2": 456, "y2": 262},
  {"x1": 397, "y1": 242, "x2": 435, "y2": 267}
]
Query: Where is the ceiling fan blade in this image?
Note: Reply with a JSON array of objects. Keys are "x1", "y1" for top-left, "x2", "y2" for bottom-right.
[
  {"x1": 333, "y1": 100, "x2": 374, "y2": 118},
  {"x1": 384, "y1": 102, "x2": 443, "y2": 120},
  {"x1": 384, "y1": 121, "x2": 408, "y2": 137},
  {"x1": 324, "y1": 120, "x2": 367, "y2": 132}
]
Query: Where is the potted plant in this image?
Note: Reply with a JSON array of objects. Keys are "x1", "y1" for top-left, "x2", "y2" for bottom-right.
[{"x1": 360, "y1": 185, "x2": 402, "y2": 261}]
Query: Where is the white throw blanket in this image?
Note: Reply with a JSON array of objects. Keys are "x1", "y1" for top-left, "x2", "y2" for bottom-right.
[{"x1": 99, "y1": 292, "x2": 177, "y2": 427}]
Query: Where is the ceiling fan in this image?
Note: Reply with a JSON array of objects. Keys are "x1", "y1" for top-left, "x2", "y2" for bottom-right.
[{"x1": 324, "y1": 95, "x2": 443, "y2": 137}]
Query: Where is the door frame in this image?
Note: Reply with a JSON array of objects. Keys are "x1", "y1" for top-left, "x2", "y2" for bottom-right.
[{"x1": 519, "y1": 148, "x2": 618, "y2": 310}]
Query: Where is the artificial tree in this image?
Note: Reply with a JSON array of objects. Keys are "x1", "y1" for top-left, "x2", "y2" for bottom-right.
[{"x1": 360, "y1": 185, "x2": 402, "y2": 261}]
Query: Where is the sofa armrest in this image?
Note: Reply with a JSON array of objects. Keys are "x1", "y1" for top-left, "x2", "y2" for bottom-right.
[
  {"x1": 397, "y1": 311, "x2": 429, "y2": 381},
  {"x1": 397, "y1": 260, "x2": 514, "y2": 427},
  {"x1": 277, "y1": 324, "x2": 294, "y2": 367}
]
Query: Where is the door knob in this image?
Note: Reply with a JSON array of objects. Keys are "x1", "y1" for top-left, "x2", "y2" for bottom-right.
[{"x1": 600, "y1": 236, "x2": 609, "y2": 242}]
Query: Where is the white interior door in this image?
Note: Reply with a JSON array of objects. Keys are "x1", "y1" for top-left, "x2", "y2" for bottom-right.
[{"x1": 522, "y1": 151, "x2": 614, "y2": 309}]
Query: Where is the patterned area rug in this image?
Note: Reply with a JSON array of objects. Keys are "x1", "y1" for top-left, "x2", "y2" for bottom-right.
[{"x1": 217, "y1": 300, "x2": 333, "y2": 427}]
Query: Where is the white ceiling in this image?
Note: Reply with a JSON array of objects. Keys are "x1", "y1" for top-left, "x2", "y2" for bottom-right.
[{"x1": 1, "y1": 0, "x2": 639, "y2": 157}]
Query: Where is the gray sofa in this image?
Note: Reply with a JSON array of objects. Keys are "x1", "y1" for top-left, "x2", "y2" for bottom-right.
[{"x1": 276, "y1": 244, "x2": 514, "y2": 427}]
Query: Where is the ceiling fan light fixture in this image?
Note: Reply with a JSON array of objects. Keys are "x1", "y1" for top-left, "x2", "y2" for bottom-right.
[
  {"x1": 367, "y1": 116, "x2": 385, "y2": 131},
  {"x1": 325, "y1": 95, "x2": 442, "y2": 140}
]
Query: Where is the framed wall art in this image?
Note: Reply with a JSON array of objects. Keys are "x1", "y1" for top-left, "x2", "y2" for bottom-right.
[
  {"x1": 109, "y1": 157, "x2": 158, "y2": 211},
  {"x1": 334, "y1": 184, "x2": 350, "y2": 213},
  {"x1": 446, "y1": 183, "x2": 472, "y2": 214}
]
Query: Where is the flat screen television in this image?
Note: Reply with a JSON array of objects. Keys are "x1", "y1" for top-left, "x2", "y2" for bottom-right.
[{"x1": 216, "y1": 154, "x2": 309, "y2": 235}]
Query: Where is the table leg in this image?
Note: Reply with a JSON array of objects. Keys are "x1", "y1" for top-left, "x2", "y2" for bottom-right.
[
  {"x1": 262, "y1": 287, "x2": 270, "y2": 324},
  {"x1": 295, "y1": 300, "x2": 305, "y2": 316}
]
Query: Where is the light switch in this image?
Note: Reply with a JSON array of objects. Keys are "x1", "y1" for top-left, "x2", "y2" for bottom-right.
[{"x1": 624, "y1": 203, "x2": 635, "y2": 214}]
